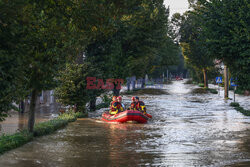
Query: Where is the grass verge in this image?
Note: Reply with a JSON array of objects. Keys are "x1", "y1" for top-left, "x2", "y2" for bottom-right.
[
  {"x1": 198, "y1": 83, "x2": 204, "y2": 87},
  {"x1": 230, "y1": 102, "x2": 250, "y2": 116},
  {"x1": 192, "y1": 88, "x2": 218, "y2": 94},
  {"x1": 184, "y1": 79, "x2": 193, "y2": 84},
  {"x1": 0, "y1": 111, "x2": 87, "y2": 154}
]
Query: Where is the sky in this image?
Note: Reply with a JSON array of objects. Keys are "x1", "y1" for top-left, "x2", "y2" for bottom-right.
[{"x1": 164, "y1": 0, "x2": 189, "y2": 17}]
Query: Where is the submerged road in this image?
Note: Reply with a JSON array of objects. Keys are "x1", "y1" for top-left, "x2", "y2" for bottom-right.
[{"x1": 0, "y1": 81, "x2": 250, "y2": 167}]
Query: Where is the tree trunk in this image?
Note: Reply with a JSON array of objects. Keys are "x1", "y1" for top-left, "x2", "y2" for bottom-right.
[
  {"x1": 112, "y1": 88, "x2": 120, "y2": 96},
  {"x1": 20, "y1": 100, "x2": 25, "y2": 113},
  {"x1": 203, "y1": 68, "x2": 208, "y2": 88},
  {"x1": 28, "y1": 89, "x2": 38, "y2": 132},
  {"x1": 89, "y1": 97, "x2": 96, "y2": 111},
  {"x1": 224, "y1": 65, "x2": 229, "y2": 99}
]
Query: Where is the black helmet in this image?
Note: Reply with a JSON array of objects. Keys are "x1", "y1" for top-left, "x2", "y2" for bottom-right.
[{"x1": 135, "y1": 96, "x2": 139, "y2": 100}]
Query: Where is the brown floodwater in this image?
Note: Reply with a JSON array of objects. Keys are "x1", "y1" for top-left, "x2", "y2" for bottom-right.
[
  {"x1": 0, "y1": 81, "x2": 250, "y2": 167},
  {"x1": 0, "y1": 104, "x2": 59, "y2": 135}
]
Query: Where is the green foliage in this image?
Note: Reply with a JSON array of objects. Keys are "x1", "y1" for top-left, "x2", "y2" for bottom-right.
[
  {"x1": 208, "y1": 88, "x2": 218, "y2": 94},
  {"x1": 191, "y1": 88, "x2": 208, "y2": 94},
  {"x1": 199, "y1": 0, "x2": 250, "y2": 90},
  {"x1": 192, "y1": 87, "x2": 218, "y2": 94},
  {"x1": 230, "y1": 102, "x2": 250, "y2": 116},
  {"x1": 101, "y1": 95, "x2": 112, "y2": 104},
  {"x1": 85, "y1": 0, "x2": 179, "y2": 82},
  {"x1": 0, "y1": 130, "x2": 33, "y2": 154},
  {"x1": 0, "y1": 0, "x2": 29, "y2": 120},
  {"x1": 176, "y1": 11, "x2": 215, "y2": 87},
  {"x1": 74, "y1": 111, "x2": 88, "y2": 118},
  {"x1": 54, "y1": 63, "x2": 103, "y2": 112},
  {"x1": 0, "y1": 111, "x2": 85, "y2": 154},
  {"x1": 198, "y1": 83, "x2": 204, "y2": 87},
  {"x1": 235, "y1": 87, "x2": 244, "y2": 95},
  {"x1": 33, "y1": 119, "x2": 68, "y2": 137},
  {"x1": 230, "y1": 102, "x2": 240, "y2": 108},
  {"x1": 33, "y1": 111, "x2": 86, "y2": 137},
  {"x1": 0, "y1": 0, "x2": 179, "y2": 123},
  {"x1": 0, "y1": 0, "x2": 130, "y2": 121}
]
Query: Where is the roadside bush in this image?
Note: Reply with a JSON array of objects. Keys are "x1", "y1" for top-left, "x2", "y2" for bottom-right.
[
  {"x1": 74, "y1": 112, "x2": 88, "y2": 118},
  {"x1": 192, "y1": 81, "x2": 198, "y2": 84},
  {"x1": 235, "y1": 88, "x2": 244, "y2": 95},
  {"x1": 230, "y1": 102, "x2": 240, "y2": 107},
  {"x1": 198, "y1": 83, "x2": 204, "y2": 87},
  {"x1": 184, "y1": 79, "x2": 193, "y2": 84},
  {"x1": 192, "y1": 88, "x2": 218, "y2": 94},
  {"x1": 0, "y1": 130, "x2": 33, "y2": 154},
  {"x1": 230, "y1": 102, "x2": 250, "y2": 116},
  {"x1": 208, "y1": 88, "x2": 218, "y2": 94},
  {"x1": 33, "y1": 119, "x2": 68, "y2": 137},
  {"x1": 192, "y1": 88, "x2": 207, "y2": 94}
]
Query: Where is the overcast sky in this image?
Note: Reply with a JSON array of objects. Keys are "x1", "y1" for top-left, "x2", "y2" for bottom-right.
[{"x1": 164, "y1": 0, "x2": 189, "y2": 17}]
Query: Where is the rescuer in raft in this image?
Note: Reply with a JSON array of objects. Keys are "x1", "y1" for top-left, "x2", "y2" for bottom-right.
[
  {"x1": 109, "y1": 96, "x2": 122, "y2": 115},
  {"x1": 128, "y1": 96, "x2": 137, "y2": 110},
  {"x1": 117, "y1": 96, "x2": 125, "y2": 112},
  {"x1": 134, "y1": 96, "x2": 147, "y2": 114}
]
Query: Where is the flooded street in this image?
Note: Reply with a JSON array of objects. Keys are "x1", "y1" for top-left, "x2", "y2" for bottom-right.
[{"x1": 0, "y1": 80, "x2": 250, "y2": 167}]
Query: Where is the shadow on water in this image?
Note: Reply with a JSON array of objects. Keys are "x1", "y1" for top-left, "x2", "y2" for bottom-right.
[{"x1": 0, "y1": 80, "x2": 250, "y2": 166}]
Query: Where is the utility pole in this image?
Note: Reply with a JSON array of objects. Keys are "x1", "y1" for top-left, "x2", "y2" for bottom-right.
[{"x1": 224, "y1": 65, "x2": 229, "y2": 99}]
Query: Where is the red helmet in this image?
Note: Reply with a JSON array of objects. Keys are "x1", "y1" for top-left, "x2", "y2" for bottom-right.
[
  {"x1": 118, "y1": 96, "x2": 122, "y2": 100},
  {"x1": 131, "y1": 96, "x2": 135, "y2": 101}
]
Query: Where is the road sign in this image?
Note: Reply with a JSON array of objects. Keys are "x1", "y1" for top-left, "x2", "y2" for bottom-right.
[
  {"x1": 230, "y1": 78, "x2": 238, "y2": 87},
  {"x1": 216, "y1": 77, "x2": 223, "y2": 83}
]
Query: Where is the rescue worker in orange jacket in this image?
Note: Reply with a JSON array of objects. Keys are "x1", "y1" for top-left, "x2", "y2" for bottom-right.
[
  {"x1": 109, "y1": 96, "x2": 122, "y2": 115},
  {"x1": 129, "y1": 96, "x2": 136, "y2": 110},
  {"x1": 134, "y1": 96, "x2": 146, "y2": 114}
]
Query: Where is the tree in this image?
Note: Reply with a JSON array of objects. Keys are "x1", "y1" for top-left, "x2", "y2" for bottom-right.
[
  {"x1": 84, "y1": 0, "x2": 179, "y2": 95},
  {"x1": 176, "y1": 11, "x2": 215, "y2": 88},
  {"x1": 54, "y1": 62, "x2": 103, "y2": 112},
  {"x1": 198, "y1": 0, "x2": 250, "y2": 90},
  {"x1": 0, "y1": 0, "x2": 133, "y2": 130},
  {"x1": 0, "y1": 0, "x2": 30, "y2": 120}
]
